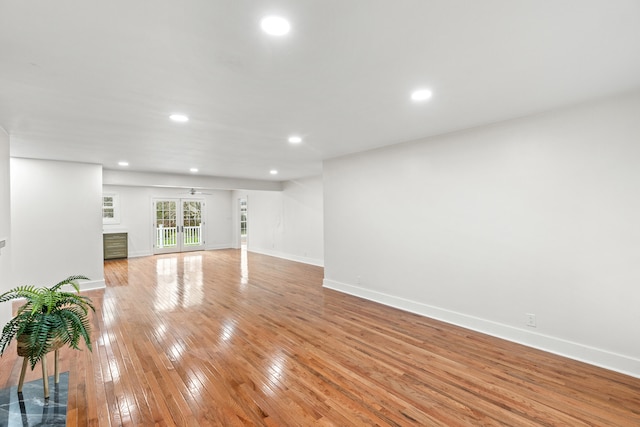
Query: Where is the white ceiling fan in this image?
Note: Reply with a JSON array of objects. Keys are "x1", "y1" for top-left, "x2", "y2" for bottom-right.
[{"x1": 181, "y1": 188, "x2": 211, "y2": 196}]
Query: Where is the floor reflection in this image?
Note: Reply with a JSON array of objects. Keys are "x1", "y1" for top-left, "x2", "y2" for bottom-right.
[
  {"x1": 219, "y1": 319, "x2": 236, "y2": 343},
  {"x1": 0, "y1": 372, "x2": 69, "y2": 426},
  {"x1": 155, "y1": 257, "x2": 179, "y2": 311},
  {"x1": 240, "y1": 245, "x2": 249, "y2": 287},
  {"x1": 167, "y1": 340, "x2": 186, "y2": 362},
  {"x1": 182, "y1": 255, "x2": 203, "y2": 307},
  {"x1": 263, "y1": 355, "x2": 287, "y2": 396},
  {"x1": 154, "y1": 254, "x2": 204, "y2": 311}
]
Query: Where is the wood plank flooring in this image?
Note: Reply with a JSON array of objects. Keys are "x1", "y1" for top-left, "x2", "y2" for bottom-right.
[{"x1": 1, "y1": 249, "x2": 639, "y2": 426}]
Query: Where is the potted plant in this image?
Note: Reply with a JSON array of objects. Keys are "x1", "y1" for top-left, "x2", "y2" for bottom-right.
[{"x1": 0, "y1": 275, "x2": 95, "y2": 372}]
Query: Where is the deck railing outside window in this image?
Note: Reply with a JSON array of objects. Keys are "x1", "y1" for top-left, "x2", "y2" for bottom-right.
[
  {"x1": 183, "y1": 226, "x2": 201, "y2": 246},
  {"x1": 156, "y1": 225, "x2": 177, "y2": 248},
  {"x1": 156, "y1": 225, "x2": 202, "y2": 248}
]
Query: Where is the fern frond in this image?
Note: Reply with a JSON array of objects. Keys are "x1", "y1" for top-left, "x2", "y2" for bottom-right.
[
  {"x1": 25, "y1": 314, "x2": 57, "y2": 368},
  {"x1": 58, "y1": 307, "x2": 93, "y2": 350},
  {"x1": 55, "y1": 294, "x2": 94, "y2": 312},
  {"x1": 0, "y1": 318, "x2": 21, "y2": 356},
  {"x1": 50, "y1": 275, "x2": 89, "y2": 292},
  {"x1": 24, "y1": 287, "x2": 49, "y2": 315},
  {"x1": 0, "y1": 286, "x2": 40, "y2": 304}
]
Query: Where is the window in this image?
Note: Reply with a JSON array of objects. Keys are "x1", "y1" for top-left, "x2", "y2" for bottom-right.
[
  {"x1": 102, "y1": 193, "x2": 120, "y2": 224},
  {"x1": 240, "y1": 199, "x2": 247, "y2": 237}
]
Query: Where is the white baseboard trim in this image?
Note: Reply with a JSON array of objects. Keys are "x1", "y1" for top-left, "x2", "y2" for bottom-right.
[
  {"x1": 127, "y1": 250, "x2": 152, "y2": 258},
  {"x1": 323, "y1": 279, "x2": 640, "y2": 379},
  {"x1": 81, "y1": 279, "x2": 106, "y2": 291},
  {"x1": 60, "y1": 278, "x2": 106, "y2": 293},
  {"x1": 126, "y1": 245, "x2": 233, "y2": 258},
  {"x1": 250, "y1": 248, "x2": 324, "y2": 267},
  {"x1": 206, "y1": 243, "x2": 233, "y2": 251}
]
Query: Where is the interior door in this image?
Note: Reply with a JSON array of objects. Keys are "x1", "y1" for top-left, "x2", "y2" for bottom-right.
[{"x1": 153, "y1": 199, "x2": 205, "y2": 254}]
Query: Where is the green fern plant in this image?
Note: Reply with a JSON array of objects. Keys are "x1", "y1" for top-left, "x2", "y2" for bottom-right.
[{"x1": 0, "y1": 275, "x2": 95, "y2": 369}]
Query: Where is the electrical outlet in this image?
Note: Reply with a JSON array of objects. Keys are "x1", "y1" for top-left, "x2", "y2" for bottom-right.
[
  {"x1": 356, "y1": 275, "x2": 361, "y2": 284},
  {"x1": 526, "y1": 313, "x2": 537, "y2": 328}
]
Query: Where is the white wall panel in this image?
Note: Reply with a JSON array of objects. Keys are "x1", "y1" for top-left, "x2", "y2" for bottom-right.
[
  {"x1": 0, "y1": 129, "x2": 11, "y2": 327},
  {"x1": 11, "y1": 159, "x2": 105, "y2": 290},
  {"x1": 324, "y1": 91, "x2": 640, "y2": 376}
]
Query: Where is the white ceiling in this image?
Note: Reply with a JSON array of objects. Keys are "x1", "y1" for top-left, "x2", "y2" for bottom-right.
[{"x1": 1, "y1": 1, "x2": 640, "y2": 182}]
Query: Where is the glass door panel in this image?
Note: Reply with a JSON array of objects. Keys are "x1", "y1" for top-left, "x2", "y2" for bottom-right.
[
  {"x1": 155, "y1": 200, "x2": 178, "y2": 253},
  {"x1": 182, "y1": 200, "x2": 204, "y2": 252}
]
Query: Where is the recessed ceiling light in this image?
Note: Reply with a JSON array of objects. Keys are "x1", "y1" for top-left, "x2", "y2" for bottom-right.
[
  {"x1": 261, "y1": 16, "x2": 291, "y2": 36},
  {"x1": 270, "y1": 169, "x2": 278, "y2": 175},
  {"x1": 169, "y1": 114, "x2": 189, "y2": 122},
  {"x1": 411, "y1": 89, "x2": 433, "y2": 102},
  {"x1": 118, "y1": 161, "x2": 129, "y2": 167},
  {"x1": 288, "y1": 135, "x2": 302, "y2": 144},
  {"x1": 190, "y1": 168, "x2": 198, "y2": 173}
]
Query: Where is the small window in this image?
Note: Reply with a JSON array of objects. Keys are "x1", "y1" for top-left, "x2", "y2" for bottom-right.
[{"x1": 103, "y1": 193, "x2": 120, "y2": 224}]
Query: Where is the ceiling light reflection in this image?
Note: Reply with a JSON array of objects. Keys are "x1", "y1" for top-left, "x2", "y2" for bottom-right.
[
  {"x1": 186, "y1": 371, "x2": 204, "y2": 396},
  {"x1": 263, "y1": 356, "x2": 287, "y2": 395},
  {"x1": 220, "y1": 320, "x2": 235, "y2": 342},
  {"x1": 154, "y1": 323, "x2": 167, "y2": 339},
  {"x1": 168, "y1": 341, "x2": 186, "y2": 361},
  {"x1": 99, "y1": 331, "x2": 116, "y2": 347},
  {"x1": 109, "y1": 359, "x2": 120, "y2": 381}
]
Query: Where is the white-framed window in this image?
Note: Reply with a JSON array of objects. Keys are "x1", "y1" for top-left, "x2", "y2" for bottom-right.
[{"x1": 102, "y1": 193, "x2": 120, "y2": 224}]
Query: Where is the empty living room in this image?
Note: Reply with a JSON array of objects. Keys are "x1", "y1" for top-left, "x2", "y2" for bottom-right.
[{"x1": 1, "y1": 1, "x2": 639, "y2": 426}]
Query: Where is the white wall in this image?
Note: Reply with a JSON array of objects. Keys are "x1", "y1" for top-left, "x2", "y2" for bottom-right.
[
  {"x1": 0, "y1": 128, "x2": 11, "y2": 327},
  {"x1": 11, "y1": 159, "x2": 105, "y2": 290},
  {"x1": 282, "y1": 178, "x2": 324, "y2": 264},
  {"x1": 234, "y1": 189, "x2": 284, "y2": 251},
  {"x1": 323, "y1": 91, "x2": 640, "y2": 377},
  {"x1": 233, "y1": 175, "x2": 324, "y2": 266},
  {"x1": 102, "y1": 185, "x2": 233, "y2": 256}
]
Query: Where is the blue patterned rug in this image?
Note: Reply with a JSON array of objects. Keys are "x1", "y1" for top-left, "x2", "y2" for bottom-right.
[{"x1": 0, "y1": 372, "x2": 68, "y2": 426}]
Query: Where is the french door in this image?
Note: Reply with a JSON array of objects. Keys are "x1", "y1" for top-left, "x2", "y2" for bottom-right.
[{"x1": 153, "y1": 199, "x2": 205, "y2": 254}]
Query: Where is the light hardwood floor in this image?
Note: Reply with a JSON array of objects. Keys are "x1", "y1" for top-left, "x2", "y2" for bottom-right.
[{"x1": 1, "y1": 249, "x2": 639, "y2": 426}]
